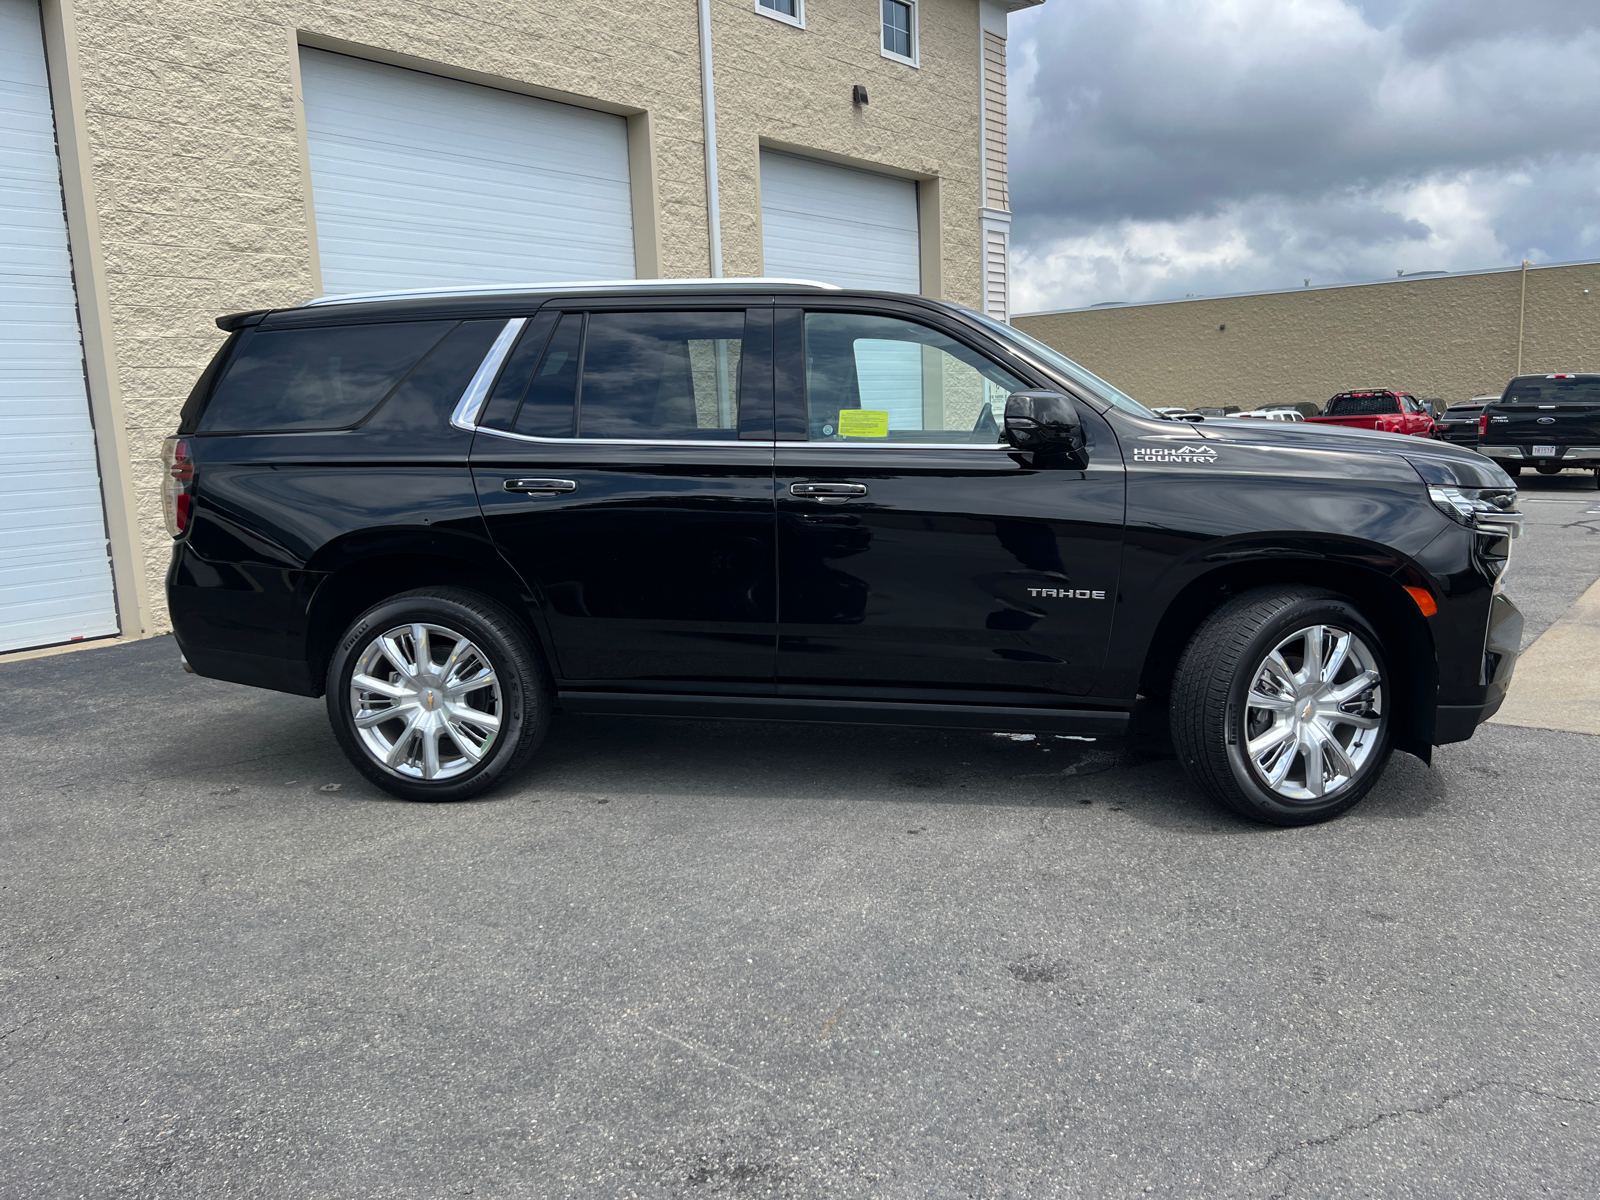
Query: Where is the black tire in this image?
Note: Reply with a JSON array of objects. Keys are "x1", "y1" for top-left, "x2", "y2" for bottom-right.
[
  {"x1": 325, "y1": 587, "x2": 550, "y2": 801},
  {"x1": 1504, "y1": 463, "x2": 1522, "y2": 477},
  {"x1": 1170, "y1": 586, "x2": 1395, "y2": 826},
  {"x1": 1536, "y1": 464, "x2": 1563, "y2": 476}
]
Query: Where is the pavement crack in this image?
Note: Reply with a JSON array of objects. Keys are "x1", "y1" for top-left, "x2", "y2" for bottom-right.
[
  {"x1": 1257, "y1": 1079, "x2": 1599, "y2": 1173},
  {"x1": 627, "y1": 1017, "x2": 775, "y2": 1093}
]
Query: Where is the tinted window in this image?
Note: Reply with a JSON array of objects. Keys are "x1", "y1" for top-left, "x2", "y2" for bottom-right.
[
  {"x1": 512, "y1": 313, "x2": 583, "y2": 438},
  {"x1": 578, "y1": 311, "x2": 743, "y2": 440},
  {"x1": 364, "y1": 320, "x2": 505, "y2": 431},
  {"x1": 1502, "y1": 378, "x2": 1600, "y2": 405},
  {"x1": 198, "y1": 321, "x2": 454, "y2": 432},
  {"x1": 803, "y1": 312, "x2": 1024, "y2": 443},
  {"x1": 1325, "y1": 394, "x2": 1399, "y2": 416},
  {"x1": 478, "y1": 312, "x2": 558, "y2": 432}
]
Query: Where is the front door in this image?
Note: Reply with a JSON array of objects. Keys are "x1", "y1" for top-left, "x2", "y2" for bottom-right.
[
  {"x1": 472, "y1": 305, "x2": 776, "y2": 688},
  {"x1": 774, "y1": 306, "x2": 1126, "y2": 702}
]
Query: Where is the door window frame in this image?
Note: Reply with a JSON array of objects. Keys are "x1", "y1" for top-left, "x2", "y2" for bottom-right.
[
  {"x1": 773, "y1": 299, "x2": 1058, "y2": 449},
  {"x1": 463, "y1": 299, "x2": 777, "y2": 447}
]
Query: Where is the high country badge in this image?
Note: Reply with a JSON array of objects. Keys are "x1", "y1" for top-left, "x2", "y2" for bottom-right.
[{"x1": 1133, "y1": 444, "x2": 1219, "y2": 464}]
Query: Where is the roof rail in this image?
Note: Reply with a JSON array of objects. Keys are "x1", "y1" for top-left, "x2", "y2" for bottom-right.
[{"x1": 299, "y1": 277, "x2": 844, "y2": 308}]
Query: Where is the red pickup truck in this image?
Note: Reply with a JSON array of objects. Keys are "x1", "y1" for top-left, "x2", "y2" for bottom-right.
[{"x1": 1306, "y1": 390, "x2": 1438, "y2": 438}]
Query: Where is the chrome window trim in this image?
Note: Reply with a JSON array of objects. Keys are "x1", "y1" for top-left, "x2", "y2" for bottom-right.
[
  {"x1": 470, "y1": 425, "x2": 1011, "y2": 451},
  {"x1": 474, "y1": 426, "x2": 771, "y2": 449},
  {"x1": 450, "y1": 318, "x2": 528, "y2": 432},
  {"x1": 784, "y1": 441, "x2": 1011, "y2": 451}
]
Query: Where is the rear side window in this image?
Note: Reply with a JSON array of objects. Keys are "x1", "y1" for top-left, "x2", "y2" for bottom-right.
[
  {"x1": 1325, "y1": 393, "x2": 1399, "y2": 416},
  {"x1": 198, "y1": 321, "x2": 455, "y2": 432},
  {"x1": 577, "y1": 311, "x2": 744, "y2": 440}
]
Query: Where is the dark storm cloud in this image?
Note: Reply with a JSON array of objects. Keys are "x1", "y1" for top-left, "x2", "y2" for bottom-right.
[{"x1": 1007, "y1": 0, "x2": 1600, "y2": 309}]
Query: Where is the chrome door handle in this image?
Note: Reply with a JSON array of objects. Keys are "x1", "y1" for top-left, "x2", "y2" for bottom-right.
[
  {"x1": 504, "y1": 478, "x2": 577, "y2": 494},
  {"x1": 790, "y1": 481, "x2": 868, "y2": 500}
]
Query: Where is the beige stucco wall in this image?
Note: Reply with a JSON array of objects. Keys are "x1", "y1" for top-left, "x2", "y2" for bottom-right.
[
  {"x1": 57, "y1": 0, "x2": 992, "y2": 633},
  {"x1": 1014, "y1": 261, "x2": 1600, "y2": 413}
]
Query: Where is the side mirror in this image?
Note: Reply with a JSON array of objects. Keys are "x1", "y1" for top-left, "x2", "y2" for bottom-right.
[{"x1": 1004, "y1": 390, "x2": 1086, "y2": 462}]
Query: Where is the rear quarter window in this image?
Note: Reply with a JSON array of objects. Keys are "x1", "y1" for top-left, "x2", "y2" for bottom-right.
[{"x1": 197, "y1": 320, "x2": 457, "y2": 433}]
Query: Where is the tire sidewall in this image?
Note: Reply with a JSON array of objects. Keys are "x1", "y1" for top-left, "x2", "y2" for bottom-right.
[
  {"x1": 1220, "y1": 597, "x2": 1395, "y2": 822},
  {"x1": 326, "y1": 593, "x2": 533, "y2": 801}
]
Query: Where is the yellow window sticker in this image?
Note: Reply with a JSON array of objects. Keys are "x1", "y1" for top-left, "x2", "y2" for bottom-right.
[{"x1": 837, "y1": 409, "x2": 889, "y2": 438}]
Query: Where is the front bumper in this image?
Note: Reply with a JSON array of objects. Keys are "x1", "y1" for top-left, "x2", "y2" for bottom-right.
[{"x1": 1434, "y1": 591, "x2": 1524, "y2": 744}]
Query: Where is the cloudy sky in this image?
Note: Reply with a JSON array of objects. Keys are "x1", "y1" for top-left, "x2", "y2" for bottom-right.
[{"x1": 1006, "y1": 0, "x2": 1600, "y2": 313}]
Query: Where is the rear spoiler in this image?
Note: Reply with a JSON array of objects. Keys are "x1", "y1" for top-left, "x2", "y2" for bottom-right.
[{"x1": 215, "y1": 309, "x2": 270, "y2": 332}]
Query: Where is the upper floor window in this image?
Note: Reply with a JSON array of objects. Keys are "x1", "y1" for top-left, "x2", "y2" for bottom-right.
[
  {"x1": 756, "y1": 0, "x2": 804, "y2": 28},
  {"x1": 881, "y1": 0, "x2": 917, "y2": 66}
]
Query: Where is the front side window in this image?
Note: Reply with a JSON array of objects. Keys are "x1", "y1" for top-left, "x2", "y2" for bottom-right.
[
  {"x1": 579, "y1": 311, "x2": 744, "y2": 440},
  {"x1": 803, "y1": 312, "x2": 1024, "y2": 444},
  {"x1": 881, "y1": 0, "x2": 915, "y2": 63}
]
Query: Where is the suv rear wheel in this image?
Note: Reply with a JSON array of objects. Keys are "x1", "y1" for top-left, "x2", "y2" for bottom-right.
[
  {"x1": 1171, "y1": 587, "x2": 1394, "y2": 825},
  {"x1": 325, "y1": 588, "x2": 550, "y2": 801}
]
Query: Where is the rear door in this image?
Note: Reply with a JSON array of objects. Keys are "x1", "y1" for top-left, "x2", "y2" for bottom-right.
[
  {"x1": 471, "y1": 302, "x2": 777, "y2": 688},
  {"x1": 772, "y1": 303, "x2": 1126, "y2": 703}
]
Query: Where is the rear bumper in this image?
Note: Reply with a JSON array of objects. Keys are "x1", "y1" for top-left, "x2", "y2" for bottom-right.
[
  {"x1": 1434, "y1": 591, "x2": 1524, "y2": 745},
  {"x1": 1481, "y1": 445, "x2": 1600, "y2": 465}
]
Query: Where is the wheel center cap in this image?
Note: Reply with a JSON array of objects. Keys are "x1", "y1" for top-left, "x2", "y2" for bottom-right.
[
  {"x1": 1300, "y1": 699, "x2": 1316, "y2": 721},
  {"x1": 421, "y1": 687, "x2": 440, "y2": 711}
]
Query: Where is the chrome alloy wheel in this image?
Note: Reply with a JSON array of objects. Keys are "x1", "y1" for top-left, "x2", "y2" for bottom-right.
[
  {"x1": 349, "y1": 623, "x2": 502, "y2": 781},
  {"x1": 1242, "y1": 624, "x2": 1383, "y2": 803}
]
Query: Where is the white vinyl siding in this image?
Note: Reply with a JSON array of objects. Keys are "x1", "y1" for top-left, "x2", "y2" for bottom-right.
[
  {"x1": 984, "y1": 225, "x2": 1009, "y2": 321},
  {"x1": 299, "y1": 49, "x2": 635, "y2": 296},
  {"x1": 759, "y1": 150, "x2": 920, "y2": 293},
  {"x1": 0, "y1": 0, "x2": 118, "y2": 653},
  {"x1": 982, "y1": 31, "x2": 1008, "y2": 209}
]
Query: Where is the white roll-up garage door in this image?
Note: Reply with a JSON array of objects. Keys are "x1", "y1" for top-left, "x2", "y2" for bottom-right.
[
  {"x1": 0, "y1": 0, "x2": 118, "y2": 653},
  {"x1": 299, "y1": 49, "x2": 636, "y2": 296},
  {"x1": 760, "y1": 150, "x2": 920, "y2": 292}
]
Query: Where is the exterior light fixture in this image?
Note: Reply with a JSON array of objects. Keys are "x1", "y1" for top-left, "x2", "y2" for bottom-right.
[{"x1": 852, "y1": 85, "x2": 869, "y2": 105}]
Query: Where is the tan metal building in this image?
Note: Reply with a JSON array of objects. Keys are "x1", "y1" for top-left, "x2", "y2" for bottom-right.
[
  {"x1": 1015, "y1": 258, "x2": 1600, "y2": 416},
  {"x1": 1, "y1": 0, "x2": 1037, "y2": 653}
]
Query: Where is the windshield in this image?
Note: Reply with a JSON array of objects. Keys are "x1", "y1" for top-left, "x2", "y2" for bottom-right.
[{"x1": 959, "y1": 308, "x2": 1158, "y2": 418}]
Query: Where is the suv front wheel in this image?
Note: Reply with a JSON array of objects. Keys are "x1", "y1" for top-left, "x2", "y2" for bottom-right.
[
  {"x1": 325, "y1": 588, "x2": 550, "y2": 802},
  {"x1": 1171, "y1": 587, "x2": 1394, "y2": 825}
]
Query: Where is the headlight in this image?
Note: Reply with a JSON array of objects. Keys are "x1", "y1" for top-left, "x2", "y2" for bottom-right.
[{"x1": 1428, "y1": 485, "x2": 1523, "y2": 538}]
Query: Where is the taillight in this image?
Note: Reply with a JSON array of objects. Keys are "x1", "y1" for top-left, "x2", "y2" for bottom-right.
[
  {"x1": 162, "y1": 437, "x2": 193, "y2": 537},
  {"x1": 1478, "y1": 413, "x2": 1489, "y2": 437}
]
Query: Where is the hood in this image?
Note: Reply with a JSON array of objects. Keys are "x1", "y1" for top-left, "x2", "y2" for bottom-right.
[{"x1": 1197, "y1": 417, "x2": 1515, "y2": 489}]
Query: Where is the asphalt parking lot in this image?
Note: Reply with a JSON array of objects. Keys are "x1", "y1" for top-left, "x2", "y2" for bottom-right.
[{"x1": 4, "y1": 473, "x2": 1599, "y2": 1200}]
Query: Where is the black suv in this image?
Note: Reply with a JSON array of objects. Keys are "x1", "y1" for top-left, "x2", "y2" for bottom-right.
[{"x1": 166, "y1": 281, "x2": 1524, "y2": 825}]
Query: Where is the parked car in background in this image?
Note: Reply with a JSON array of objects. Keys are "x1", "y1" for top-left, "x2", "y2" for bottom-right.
[
  {"x1": 1438, "y1": 395, "x2": 1497, "y2": 448},
  {"x1": 1306, "y1": 390, "x2": 1437, "y2": 438},
  {"x1": 1478, "y1": 373, "x2": 1600, "y2": 484},
  {"x1": 164, "y1": 279, "x2": 1522, "y2": 826},
  {"x1": 1254, "y1": 407, "x2": 1307, "y2": 422}
]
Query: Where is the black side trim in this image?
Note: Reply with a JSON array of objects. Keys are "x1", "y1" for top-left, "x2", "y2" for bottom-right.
[{"x1": 557, "y1": 692, "x2": 1130, "y2": 736}]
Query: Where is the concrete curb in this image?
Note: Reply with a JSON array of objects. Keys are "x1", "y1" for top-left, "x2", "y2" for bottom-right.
[{"x1": 1491, "y1": 574, "x2": 1600, "y2": 736}]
